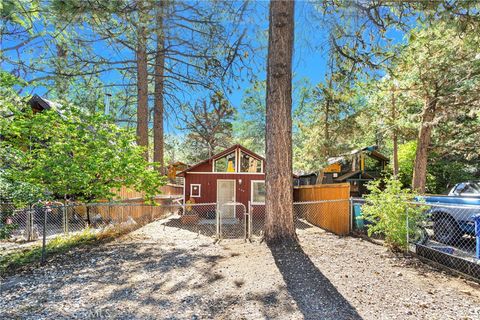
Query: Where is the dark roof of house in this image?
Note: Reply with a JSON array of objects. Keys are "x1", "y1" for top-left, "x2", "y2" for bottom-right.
[
  {"x1": 28, "y1": 94, "x2": 61, "y2": 111},
  {"x1": 334, "y1": 170, "x2": 375, "y2": 182},
  {"x1": 296, "y1": 173, "x2": 318, "y2": 178},
  {"x1": 327, "y1": 145, "x2": 389, "y2": 165},
  {"x1": 368, "y1": 150, "x2": 389, "y2": 162},
  {"x1": 177, "y1": 144, "x2": 265, "y2": 176}
]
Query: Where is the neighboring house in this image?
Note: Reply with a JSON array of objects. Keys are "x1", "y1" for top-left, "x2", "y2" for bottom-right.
[
  {"x1": 177, "y1": 144, "x2": 265, "y2": 217},
  {"x1": 28, "y1": 94, "x2": 62, "y2": 113},
  {"x1": 294, "y1": 145, "x2": 389, "y2": 196},
  {"x1": 294, "y1": 172, "x2": 317, "y2": 187}
]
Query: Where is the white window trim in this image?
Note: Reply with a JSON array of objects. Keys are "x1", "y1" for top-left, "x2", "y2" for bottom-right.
[
  {"x1": 239, "y1": 150, "x2": 263, "y2": 174},
  {"x1": 211, "y1": 147, "x2": 264, "y2": 173},
  {"x1": 251, "y1": 180, "x2": 266, "y2": 204},
  {"x1": 212, "y1": 151, "x2": 237, "y2": 173},
  {"x1": 190, "y1": 184, "x2": 201, "y2": 198}
]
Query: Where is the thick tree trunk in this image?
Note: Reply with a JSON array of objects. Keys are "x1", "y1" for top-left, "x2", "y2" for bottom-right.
[
  {"x1": 412, "y1": 96, "x2": 436, "y2": 193},
  {"x1": 391, "y1": 88, "x2": 399, "y2": 177},
  {"x1": 153, "y1": 1, "x2": 165, "y2": 173},
  {"x1": 264, "y1": 0, "x2": 296, "y2": 244},
  {"x1": 323, "y1": 97, "x2": 330, "y2": 160},
  {"x1": 136, "y1": 2, "x2": 149, "y2": 159}
]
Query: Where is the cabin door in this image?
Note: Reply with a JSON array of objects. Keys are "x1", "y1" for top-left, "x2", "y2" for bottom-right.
[{"x1": 217, "y1": 179, "x2": 236, "y2": 219}]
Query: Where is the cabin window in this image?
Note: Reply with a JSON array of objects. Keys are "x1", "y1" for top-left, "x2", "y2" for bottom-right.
[
  {"x1": 240, "y1": 151, "x2": 262, "y2": 173},
  {"x1": 251, "y1": 181, "x2": 266, "y2": 203},
  {"x1": 190, "y1": 184, "x2": 201, "y2": 197},
  {"x1": 214, "y1": 152, "x2": 236, "y2": 172}
]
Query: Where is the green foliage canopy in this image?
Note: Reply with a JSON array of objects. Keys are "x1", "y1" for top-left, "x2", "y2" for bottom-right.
[{"x1": 0, "y1": 75, "x2": 165, "y2": 206}]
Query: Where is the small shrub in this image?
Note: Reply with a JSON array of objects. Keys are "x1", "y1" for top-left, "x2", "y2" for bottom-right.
[
  {"x1": 361, "y1": 177, "x2": 425, "y2": 250},
  {"x1": 0, "y1": 207, "x2": 16, "y2": 239}
]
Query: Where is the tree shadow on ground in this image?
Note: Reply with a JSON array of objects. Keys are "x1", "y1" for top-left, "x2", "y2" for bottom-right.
[{"x1": 269, "y1": 242, "x2": 362, "y2": 320}]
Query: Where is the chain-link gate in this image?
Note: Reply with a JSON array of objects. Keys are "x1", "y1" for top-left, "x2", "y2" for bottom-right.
[{"x1": 216, "y1": 202, "x2": 247, "y2": 241}]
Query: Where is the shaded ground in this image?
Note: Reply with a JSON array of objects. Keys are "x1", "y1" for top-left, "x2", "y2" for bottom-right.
[{"x1": 1, "y1": 219, "x2": 479, "y2": 320}]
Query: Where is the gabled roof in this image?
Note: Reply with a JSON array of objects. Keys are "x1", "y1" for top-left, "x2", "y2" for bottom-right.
[
  {"x1": 327, "y1": 145, "x2": 389, "y2": 165},
  {"x1": 177, "y1": 144, "x2": 264, "y2": 176}
]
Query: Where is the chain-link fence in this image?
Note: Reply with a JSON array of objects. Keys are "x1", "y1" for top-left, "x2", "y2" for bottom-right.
[
  {"x1": 156, "y1": 202, "x2": 250, "y2": 241},
  {"x1": 411, "y1": 202, "x2": 479, "y2": 280},
  {"x1": 247, "y1": 199, "x2": 351, "y2": 241},
  {"x1": 3, "y1": 198, "x2": 478, "y2": 280},
  {"x1": 0, "y1": 202, "x2": 180, "y2": 264},
  {"x1": 352, "y1": 198, "x2": 480, "y2": 280},
  {"x1": 1, "y1": 203, "x2": 174, "y2": 243},
  {"x1": 1, "y1": 199, "x2": 351, "y2": 250}
]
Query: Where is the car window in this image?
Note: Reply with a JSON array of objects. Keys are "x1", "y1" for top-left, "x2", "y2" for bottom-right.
[
  {"x1": 454, "y1": 183, "x2": 467, "y2": 194},
  {"x1": 460, "y1": 182, "x2": 480, "y2": 195}
]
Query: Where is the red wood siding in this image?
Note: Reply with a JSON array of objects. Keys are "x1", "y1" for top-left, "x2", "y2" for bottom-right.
[
  {"x1": 189, "y1": 161, "x2": 213, "y2": 172},
  {"x1": 185, "y1": 173, "x2": 265, "y2": 208}
]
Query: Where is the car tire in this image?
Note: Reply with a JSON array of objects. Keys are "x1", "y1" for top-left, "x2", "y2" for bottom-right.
[{"x1": 433, "y1": 215, "x2": 462, "y2": 245}]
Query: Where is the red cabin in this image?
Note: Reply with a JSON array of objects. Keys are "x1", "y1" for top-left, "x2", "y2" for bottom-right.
[{"x1": 177, "y1": 144, "x2": 265, "y2": 217}]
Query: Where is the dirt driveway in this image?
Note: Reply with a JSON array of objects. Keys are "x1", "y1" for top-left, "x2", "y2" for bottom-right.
[{"x1": 1, "y1": 219, "x2": 479, "y2": 320}]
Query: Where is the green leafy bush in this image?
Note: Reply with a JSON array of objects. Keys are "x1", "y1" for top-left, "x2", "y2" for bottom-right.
[
  {"x1": 0, "y1": 207, "x2": 17, "y2": 239},
  {"x1": 361, "y1": 177, "x2": 425, "y2": 250}
]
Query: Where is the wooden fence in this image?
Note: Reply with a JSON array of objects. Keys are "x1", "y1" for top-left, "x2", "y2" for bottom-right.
[
  {"x1": 93, "y1": 202, "x2": 176, "y2": 224},
  {"x1": 84, "y1": 184, "x2": 183, "y2": 223},
  {"x1": 294, "y1": 183, "x2": 351, "y2": 235},
  {"x1": 111, "y1": 184, "x2": 183, "y2": 202}
]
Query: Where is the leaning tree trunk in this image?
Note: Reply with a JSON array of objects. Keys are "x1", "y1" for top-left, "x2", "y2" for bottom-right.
[
  {"x1": 153, "y1": 1, "x2": 165, "y2": 173},
  {"x1": 136, "y1": 2, "x2": 149, "y2": 159},
  {"x1": 412, "y1": 96, "x2": 436, "y2": 193},
  {"x1": 264, "y1": 0, "x2": 296, "y2": 244}
]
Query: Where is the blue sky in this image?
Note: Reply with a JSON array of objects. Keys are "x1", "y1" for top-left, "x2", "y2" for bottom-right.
[{"x1": 2, "y1": 1, "x2": 408, "y2": 136}]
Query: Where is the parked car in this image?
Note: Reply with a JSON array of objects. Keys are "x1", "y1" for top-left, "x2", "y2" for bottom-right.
[{"x1": 422, "y1": 181, "x2": 480, "y2": 244}]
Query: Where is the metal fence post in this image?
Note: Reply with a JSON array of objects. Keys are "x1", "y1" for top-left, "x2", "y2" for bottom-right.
[
  {"x1": 41, "y1": 206, "x2": 48, "y2": 264},
  {"x1": 406, "y1": 209, "x2": 410, "y2": 251},
  {"x1": 246, "y1": 201, "x2": 250, "y2": 241},
  {"x1": 216, "y1": 203, "x2": 221, "y2": 240},
  {"x1": 248, "y1": 201, "x2": 253, "y2": 241},
  {"x1": 63, "y1": 204, "x2": 68, "y2": 235},
  {"x1": 26, "y1": 205, "x2": 33, "y2": 241},
  {"x1": 349, "y1": 197, "x2": 353, "y2": 233}
]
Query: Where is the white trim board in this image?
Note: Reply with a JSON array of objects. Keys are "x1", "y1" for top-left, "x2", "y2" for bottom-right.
[
  {"x1": 251, "y1": 180, "x2": 266, "y2": 204},
  {"x1": 190, "y1": 184, "x2": 201, "y2": 198}
]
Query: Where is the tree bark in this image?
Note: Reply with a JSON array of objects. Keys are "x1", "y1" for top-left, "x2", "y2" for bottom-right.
[
  {"x1": 391, "y1": 87, "x2": 399, "y2": 177},
  {"x1": 412, "y1": 96, "x2": 436, "y2": 193},
  {"x1": 264, "y1": 0, "x2": 296, "y2": 244},
  {"x1": 153, "y1": 1, "x2": 165, "y2": 173},
  {"x1": 136, "y1": 1, "x2": 149, "y2": 159}
]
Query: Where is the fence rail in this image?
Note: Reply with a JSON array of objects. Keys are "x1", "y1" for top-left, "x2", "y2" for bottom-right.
[{"x1": 2, "y1": 198, "x2": 479, "y2": 280}]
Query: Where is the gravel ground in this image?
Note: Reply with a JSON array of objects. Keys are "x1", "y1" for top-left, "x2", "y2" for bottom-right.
[{"x1": 1, "y1": 218, "x2": 479, "y2": 320}]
